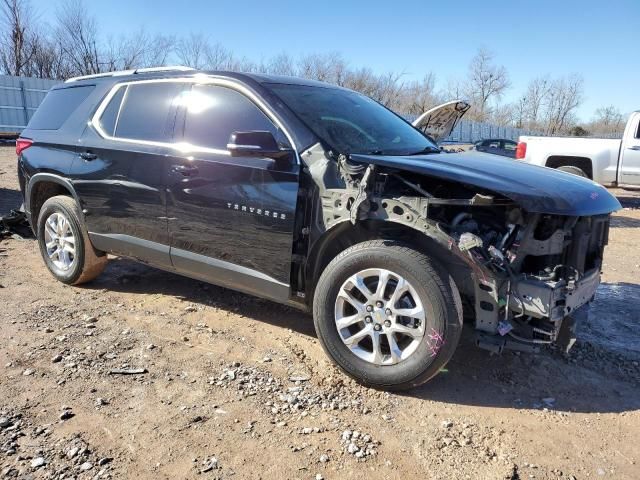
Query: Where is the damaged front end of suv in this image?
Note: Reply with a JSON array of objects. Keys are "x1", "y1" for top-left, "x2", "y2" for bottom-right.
[
  {"x1": 300, "y1": 145, "x2": 620, "y2": 355},
  {"x1": 268, "y1": 82, "x2": 620, "y2": 387}
]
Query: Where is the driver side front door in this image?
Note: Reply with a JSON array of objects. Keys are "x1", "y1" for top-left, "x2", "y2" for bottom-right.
[{"x1": 165, "y1": 83, "x2": 300, "y2": 302}]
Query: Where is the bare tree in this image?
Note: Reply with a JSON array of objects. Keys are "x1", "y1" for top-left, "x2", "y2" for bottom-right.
[
  {"x1": 0, "y1": 0, "x2": 39, "y2": 76},
  {"x1": 103, "y1": 30, "x2": 175, "y2": 71},
  {"x1": 400, "y1": 73, "x2": 440, "y2": 115},
  {"x1": 523, "y1": 76, "x2": 550, "y2": 128},
  {"x1": 542, "y1": 74, "x2": 584, "y2": 135},
  {"x1": 55, "y1": 0, "x2": 102, "y2": 75},
  {"x1": 464, "y1": 48, "x2": 510, "y2": 121},
  {"x1": 444, "y1": 77, "x2": 465, "y2": 101},
  {"x1": 342, "y1": 67, "x2": 377, "y2": 96},
  {"x1": 265, "y1": 52, "x2": 296, "y2": 76},
  {"x1": 0, "y1": 0, "x2": 595, "y2": 134},
  {"x1": 490, "y1": 103, "x2": 516, "y2": 127},
  {"x1": 512, "y1": 95, "x2": 528, "y2": 128},
  {"x1": 29, "y1": 34, "x2": 70, "y2": 79},
  {"x1": 205, "y1": 42, "x2": 239, "y2": 70},
  {"x1": 297, "y1": 52, "x2": 346, "y2": 83},
  {"x1": 588, "y1": 105, "x2": 625, "y2": 136},
  {"x1": 175, "y1": 32, "x2": 210, "y2": 69}
]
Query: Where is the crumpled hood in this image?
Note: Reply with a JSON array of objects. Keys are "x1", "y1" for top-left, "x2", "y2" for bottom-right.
[{"x1": 349, "y1": 151, "x2": 621, "y2": 216}]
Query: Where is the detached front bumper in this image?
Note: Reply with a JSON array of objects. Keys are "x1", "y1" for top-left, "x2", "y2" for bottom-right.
[
  {"x1": 512, "y1": 267, "x2": 600, "y2": 323},
  {"x1": 476, "y1": 267, "x2": 600, "y2": 354}
]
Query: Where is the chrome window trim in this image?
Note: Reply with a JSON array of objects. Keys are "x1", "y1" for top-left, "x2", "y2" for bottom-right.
[
  {"x1": 112, "y1": 85, "x2": 128, "y2": 136},
  {"x1": 226, "y1": 143, "x2": 262, "y2": 150},
  {"x1": 90, "y1": 76, "x2": 300, "y2": 164}
]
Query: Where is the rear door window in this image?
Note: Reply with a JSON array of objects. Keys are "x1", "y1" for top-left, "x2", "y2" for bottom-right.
[
  {"x1": 112, "y1": 82, "x2": 182, "y2": 142},
  {"x1": 27, "y1": 85, "x2": 95, "y2": 130}
]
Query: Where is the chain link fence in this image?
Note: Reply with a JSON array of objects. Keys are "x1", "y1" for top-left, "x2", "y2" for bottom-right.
[{"x1": 445, "y1": 119, "x2": 543, "y2": 143}]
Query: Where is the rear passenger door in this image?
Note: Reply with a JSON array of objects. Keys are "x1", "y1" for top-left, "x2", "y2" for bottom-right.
[
  {"x1": 165, "y1": 83, "x2": 300, "y2": 302},
  {"x1": 74, "y1": 81, "x2": 183, "y2": 267}
]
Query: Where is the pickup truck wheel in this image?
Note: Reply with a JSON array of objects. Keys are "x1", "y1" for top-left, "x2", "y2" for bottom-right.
[
  {"x1": 36, "y1": 195, "x2": 107, "y2": 285},
  {"x1": 557, "y1": 165, "x2": 588, "y2": 178},
  {"x1": 313, "y1": 240, "x2": 463, "y2": 390}
]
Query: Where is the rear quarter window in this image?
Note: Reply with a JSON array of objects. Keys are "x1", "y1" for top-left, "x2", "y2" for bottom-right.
[
  {"x1": 27, "y1": 85, "x2": 95, "y2": 130},
  {"x1": 97, "y1": 87, "x2": 125, "y2": 137}
]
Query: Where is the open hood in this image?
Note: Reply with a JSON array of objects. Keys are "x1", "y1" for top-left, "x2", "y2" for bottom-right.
[{"x1": 412, "y1": 100, "x2": 470, "y2": 143}]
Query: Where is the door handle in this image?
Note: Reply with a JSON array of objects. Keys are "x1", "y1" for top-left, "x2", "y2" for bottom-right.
[
  {"x1": 627, "y1": 145, "x2": 640, "y2": 151},
  {"x1": 79, "y1": 151, "x2": 97, "y2": 161},
  {"x1": 171, "y1": 165, "x2": 199, "y2": 176}
]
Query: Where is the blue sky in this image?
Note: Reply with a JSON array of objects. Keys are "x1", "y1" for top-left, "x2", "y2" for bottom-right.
[{"x1": 32, "y1": 0, "x2": 639, "y2": 120}]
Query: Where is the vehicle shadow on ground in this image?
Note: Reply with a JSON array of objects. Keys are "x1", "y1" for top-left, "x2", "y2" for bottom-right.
[
  {"x1": 406, "y1": 282, "x2": 640, "y2": 414},
  {"x1": 616, "y1": 195, "x2": 640, "y2": 209},
  {"x1": 85, "y1": 256, "x2": 316, "y2": 337},
  {"x1": 84, "y1": 258, "x2": 640, "y2": 415},
  {"x1": 610, "y1": 215, "x2": 640, "y2": 228}
]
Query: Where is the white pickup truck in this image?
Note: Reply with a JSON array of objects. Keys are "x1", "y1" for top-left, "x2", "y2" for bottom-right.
[{"x1": 517, "y1": 111, "x2": 640, "y2": 189}]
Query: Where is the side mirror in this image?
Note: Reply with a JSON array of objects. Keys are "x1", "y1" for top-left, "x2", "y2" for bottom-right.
[{"x1": 227, "y1": 131, "x2": 292, "y2": 160}]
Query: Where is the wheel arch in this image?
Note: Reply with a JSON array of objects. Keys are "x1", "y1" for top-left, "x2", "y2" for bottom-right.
[
  {"x1": 545, "y1": 155, "x2": 593, "y2": 179},
  {"x1": 305, "y1": 219, "x2": 475, "y2": 307},
  {"x1": 26, "y1": 174, "x2": 83, "y2": 235}
]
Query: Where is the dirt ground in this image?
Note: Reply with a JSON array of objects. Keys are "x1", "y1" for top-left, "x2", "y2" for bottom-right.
[{"x1": 1, "y1": 146, "x2": 639, "y2": 480}]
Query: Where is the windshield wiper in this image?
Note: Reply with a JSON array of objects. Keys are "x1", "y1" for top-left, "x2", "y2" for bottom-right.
[{"x1": 406, "y1": 146, "x2": 441, "y2": 155}]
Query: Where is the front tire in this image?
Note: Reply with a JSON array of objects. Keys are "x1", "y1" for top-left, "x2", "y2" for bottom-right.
[
  {"x1": 313, "y1": 240, "x2": 463, "y2": 390},
  {"x1": 37, "y1": 195, "x2": 107, "y2": 285}
]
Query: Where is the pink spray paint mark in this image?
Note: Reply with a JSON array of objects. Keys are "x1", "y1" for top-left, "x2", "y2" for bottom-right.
[{"x1": 427, "y1": 328, "x2": 445, "y2": 357}]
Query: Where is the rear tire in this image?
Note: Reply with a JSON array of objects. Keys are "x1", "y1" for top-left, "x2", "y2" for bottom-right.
[
  {"x1": 313, "y1": 240, "x2": 463, "y2": 390},
  {"x1": 557, "y1": 165, "x2": 588, "y2": 178},
  {"x1": 37, "y1": 195, "x2": 107, "y2": 285}
]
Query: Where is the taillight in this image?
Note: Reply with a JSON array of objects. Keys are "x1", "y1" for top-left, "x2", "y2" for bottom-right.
[
  {"x1": 515, "y1": 141, "x2": 527, "y2": 159},
  {"x1": 16, "y1": 138, "x2": 33, "y2": 156}
]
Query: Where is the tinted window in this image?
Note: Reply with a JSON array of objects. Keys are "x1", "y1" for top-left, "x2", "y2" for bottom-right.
[
  {"x1": 97, "y1": 87, "x2": 125, "y2": 136},
  {"x1": 115, "y1": 82, "x2": 182, "y2": 142},
  {"x1": 180, "y1": 85, "x2": 280, "y2": 149},
  {"x1": 27, "y1": 85, "x2": 95, "y2": 130},
  {"x1": 268, "y1": 83, "x2": 438, "y2": 156},
  {"x1": 504, "y1": 141, "x2": 517, "y2": 151}
]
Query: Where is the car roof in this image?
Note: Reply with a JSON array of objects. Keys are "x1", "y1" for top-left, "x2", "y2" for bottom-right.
[{"x1": 62, "y1": 68, "x2": 342, "y2": 90}]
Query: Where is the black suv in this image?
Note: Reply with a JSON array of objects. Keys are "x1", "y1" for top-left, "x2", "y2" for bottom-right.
[{"x1": 17, "y1": 67, "x2": 620, "y2": 390}]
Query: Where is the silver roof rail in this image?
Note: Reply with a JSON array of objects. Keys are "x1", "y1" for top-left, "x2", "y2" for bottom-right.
[{"x1": 65, "y1": 66, "x2": 195, "y2": 83}]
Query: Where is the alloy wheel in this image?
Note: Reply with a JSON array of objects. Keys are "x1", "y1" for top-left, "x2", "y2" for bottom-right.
[
  {"x1": 43, "y1": 212, "x2": 76, "y2": 271},
  {"x1": 334, "y1": 268, "x2": 426, "y2": 365}
]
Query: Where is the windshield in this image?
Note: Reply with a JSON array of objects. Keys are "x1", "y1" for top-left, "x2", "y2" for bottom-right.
[{"x1": 267, "y1": 83, "x2": 438, "y2": 155}]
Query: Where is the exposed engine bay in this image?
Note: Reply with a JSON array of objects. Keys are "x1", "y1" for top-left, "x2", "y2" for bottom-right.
[{"x1": 300, "y1": 145, "x2": 611, "y2": 354}]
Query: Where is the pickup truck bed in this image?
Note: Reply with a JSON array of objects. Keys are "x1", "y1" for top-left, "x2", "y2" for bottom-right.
[{"x1": 518, "y1": 111, "x2": 640, "y2": 189}]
